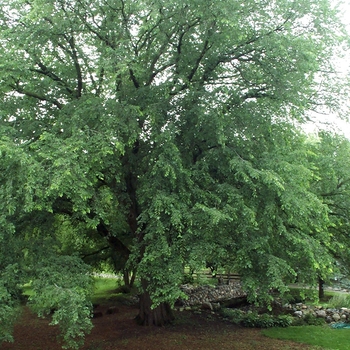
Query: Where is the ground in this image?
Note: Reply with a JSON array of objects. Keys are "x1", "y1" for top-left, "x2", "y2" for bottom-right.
[{"x1": 2, "y1": 302, "x2": 318, "y2": 350}]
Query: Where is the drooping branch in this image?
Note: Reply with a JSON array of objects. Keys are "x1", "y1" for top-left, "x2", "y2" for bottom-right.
[
  {"x1": 51, "y1": 196, "x2": 132, "y2": 261},
  {"x1": 9, "y1": 82, "x2": 63, "y2": 109},
  {"x1": 81, "y1": 246, "x2": 110, "y2": 259},
  {"x1": 96, "y1": 222, "x2": 131, "y2": 260},
  {"x1": 337, "y1": 177, "x2": 350, "y2": 190},
  {"x1": 30, "y1": 61, "x2": 75, "y2": 96},
  {"x1": 320, "y1": 178, "x2": 350, "y2": 197}
]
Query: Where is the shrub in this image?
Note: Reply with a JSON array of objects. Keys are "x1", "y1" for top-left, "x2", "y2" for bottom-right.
[
  {"x1": 220, "y1": 308, "x2": 244, "y2": 323},
  {"x1": 115, "y1": 285, "x2": 131, "y2": 294},
  {"x1": 292, "y1": 313, "x2": 325, "y2": 326},
  {"x1": 241, "y1": 312, "x2": 293, "y2": 328},
  {"x1": 181, "y1": 273, "x2": 195, "y2": 285},
  {"x1": 282, "y1": 288, "x2": 318, "y2": 304},
  {"x1": 220, "y1": 308, "x2": 293, "y2": 328},
  {"x1": 328, "y1": 294, "x2": 350, "y2": 309}
]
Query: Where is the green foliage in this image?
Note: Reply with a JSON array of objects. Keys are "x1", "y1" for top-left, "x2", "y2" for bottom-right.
[
  {"x1": 181, "y1": 273, "x2": 195, "y2": 285},
  {"x1": 220, "y1": 308, "x2": 246, "y2": 323},
  {"x1": 282, "y1": 288, "x2": 318, "y2": 305},
  {"x1": 242, "y1": 313, "x2": 293, "y2": 328},
  {"x1": 0, "y1": 263, "x2": 27, "y2": 343},
  {"x1": 309, "y1": 133, "x2": 350, "y2": 271},
  {"x1": 39, "y1": 287, "x2": 92, "y2": 350},
  {"x1": 292, "y1": 313, "x2": 325, "y2": 326},
  {"x1": 29, "y1": 256, "x2": 94, "y2": 349},
  {"x1": 327, "y1": 294, "x2": 350, "y2": 309},
  {"x1": 0, "y1": 0, "x2": 349, "y2": 344},
  {"x1": 220, "y1": 308, "x2": 293, "y2": 328},
  {"x1": 0, "y1": 281, "x2": 20, "y2": 343}
]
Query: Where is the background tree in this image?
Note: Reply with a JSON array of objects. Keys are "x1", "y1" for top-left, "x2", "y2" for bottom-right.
[
  {"x1": 308, "y1": 132, "x2": 350, "y2": 297},
  {"x1": 0, "y1": 0, "x2": 349, "y2": 347}
]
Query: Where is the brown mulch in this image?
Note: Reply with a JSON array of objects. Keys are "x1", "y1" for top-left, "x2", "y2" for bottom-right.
[{"x1": 2, "y1": 303, "x2": 317, "y2": 350}]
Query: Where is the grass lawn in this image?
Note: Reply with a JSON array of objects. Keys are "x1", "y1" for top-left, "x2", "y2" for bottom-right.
[
  {"x1": 91, "y1": 276, "x2": 121, "y2": 303},
  {"x1": 21, "y1": 276, "x2": 122, "y2": 304},
  {"x1": 263, "y1": 325, "x2": 350, "y2": 350}
]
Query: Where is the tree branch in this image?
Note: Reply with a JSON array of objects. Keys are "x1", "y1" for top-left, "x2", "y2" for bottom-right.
[
  {"x1": 67, "y1": 36, "x2": 83, "y2": 98},
  {"x1": 129, "y1": 68, "x2": 140, "y2": 88},
  {"x1": 81, "y1": 246, "x2": 110, "y2": 259},
  {"x1": 97, "y1": 222, "x2": 131, "y2": 259},
  {"x1": 9, "y1": 82, "x2": 63, "y2": 109},
  {"x1": 30, "y1": 62, "x2": 75, "y2": 96}
]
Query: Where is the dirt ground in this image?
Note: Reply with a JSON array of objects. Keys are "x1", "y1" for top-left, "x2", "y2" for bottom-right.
[{"x1": 1, "y1": 303, "x2": 317, "y2": 350}]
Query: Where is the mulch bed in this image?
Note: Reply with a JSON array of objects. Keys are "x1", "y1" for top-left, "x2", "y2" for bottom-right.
[{"x1": 1, "y1": 303, "x2": 316, "y2": 350}]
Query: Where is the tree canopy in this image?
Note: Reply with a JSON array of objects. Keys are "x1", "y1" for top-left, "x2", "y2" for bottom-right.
[
  {"x1": 311, "y1": 133, "x2": 350, "y2": 268},
  {"x1": 0, "y1": 0, "x2": 349, "y2": 348}
]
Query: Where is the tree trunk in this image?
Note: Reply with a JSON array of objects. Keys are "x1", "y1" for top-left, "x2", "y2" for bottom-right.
[
  {"x1": 318, "y1": 276, "x2": 325, "y2": 300},
  {"x1": 123, "y1": 269, "x2": 136, "y2": 288},
  {"x1": 135, "y1": 280, "x2": 174, "y2": 326},
  {"x1": 123, "y1": 269, "x2": 130, "y2": 287}
]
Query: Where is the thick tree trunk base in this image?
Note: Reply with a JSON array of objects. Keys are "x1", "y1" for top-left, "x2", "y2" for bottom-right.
[{"x1": 136, "y1": 291, "x2": 174, "y2": 326}]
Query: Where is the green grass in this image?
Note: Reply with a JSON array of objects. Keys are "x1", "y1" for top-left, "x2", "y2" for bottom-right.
[
  {"x1": 20, "y1": 276, "x2": 131, "y2": 305},
  {"x1": 285, "y1": 287, "x2": 346, "y2": 307},
  {"x1": 91, "y1": 277, "x2": 121, "y2": 303},
  {"x1": 263, "y1": 325, "x2": 350, "y2": 350},
  {"x1": 22, "y1": 282, "x2": 34, "y2": 297}
]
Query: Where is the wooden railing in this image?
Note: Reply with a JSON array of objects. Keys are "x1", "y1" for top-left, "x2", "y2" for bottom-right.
[{"x1": 191, "y1": 270, "x2": 241, "y2": 284}]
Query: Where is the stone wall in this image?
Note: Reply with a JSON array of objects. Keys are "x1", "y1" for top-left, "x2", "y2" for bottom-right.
[
  {"x1": 285, "y1": 302, "x2": 350, "y2": 323},
  {"x1": 177, "y1": 282, "x2": 246, "y2": 309},
  {"x1": 177, "y1": 283, "x2": 350, "y2": 325}
]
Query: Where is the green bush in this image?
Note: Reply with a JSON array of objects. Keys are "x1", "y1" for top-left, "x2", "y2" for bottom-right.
[
  {"x1": 181, "y1": 273, "x2": 195, "y2": 285},
  {"x1": 0, "y1": 283, "x2": 20, "y2": 343},
  {"x1": 115, "y1": 284, "x2": 131, "y2": 294},
  {"x1": 327, "y1": 294, "x2": 350, "y2": 309},
  {"x1": 282, "y1": 288, "x2": 318, "y2": 304},
  {"x1": 220, "y1": 308, "x2": 244, "y2": 323},
  {"x1": 220, "y1": 308, "x2": 293, "y2": 328},
  {"x1": 292, "y1": 313, "x2": 325, "y2": 326},
  {"x1": 241, "y1": 312, "x2": 293, "y2": 328}
]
